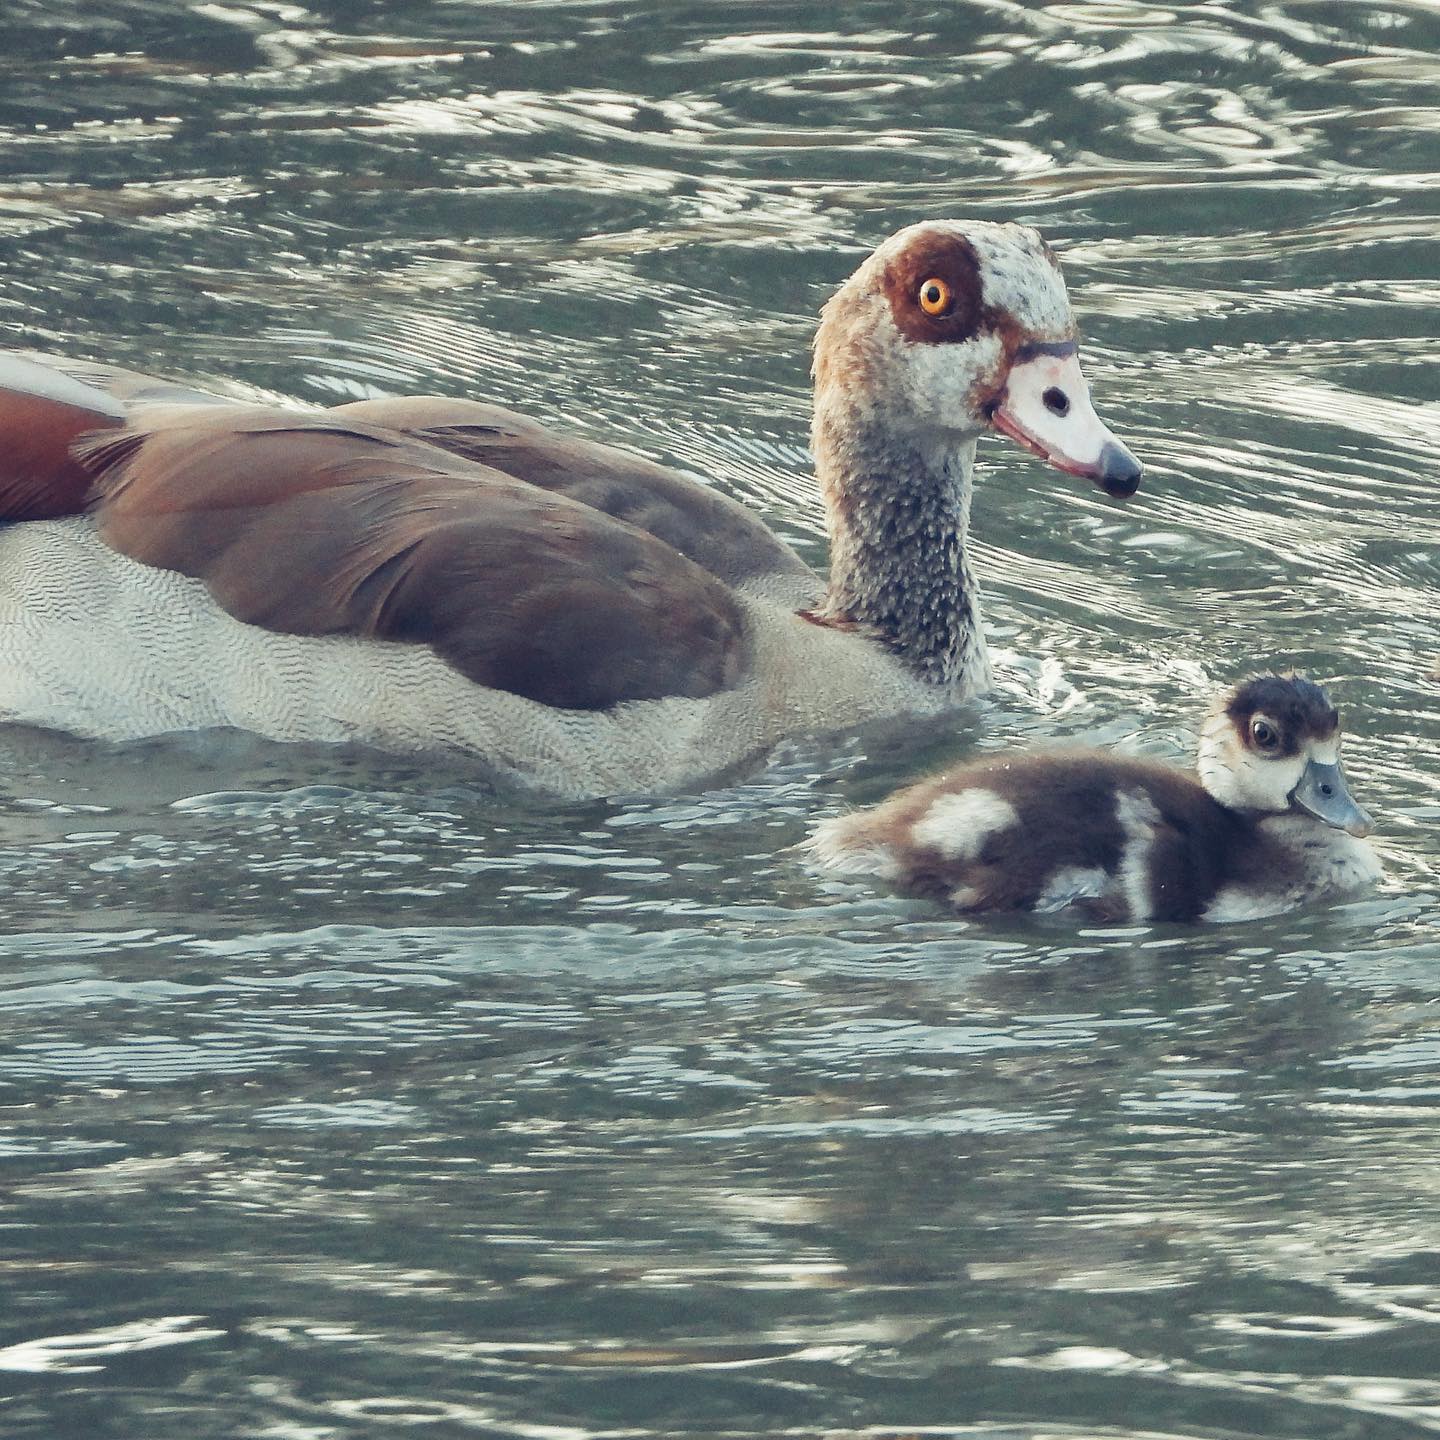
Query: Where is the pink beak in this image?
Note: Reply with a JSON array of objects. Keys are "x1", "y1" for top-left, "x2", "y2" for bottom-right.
[{"x1": 990, "y1": 342, "x2": 1142, "y2": 498}]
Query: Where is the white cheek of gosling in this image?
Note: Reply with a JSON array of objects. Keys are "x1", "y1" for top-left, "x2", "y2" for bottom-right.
[{"x1": 1197, "y1": 713, "x2": 1309, "y2": 814}]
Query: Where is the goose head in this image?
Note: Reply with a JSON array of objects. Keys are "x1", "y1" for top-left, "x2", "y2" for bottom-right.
[
  {"x1": 1197, "y1": 675, "x2": 1373, "y2": 837},
  {"x1": 813, "y1": 219, "x2": 1142, "y2": 497}
]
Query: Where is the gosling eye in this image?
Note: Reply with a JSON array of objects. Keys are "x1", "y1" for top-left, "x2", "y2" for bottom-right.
[
  {"x1": 917, "y1": 277, "x2": 953, "y2": 317},
  {"x1": 1250, "y1": 717, "x2": 1280, "y2": 752}
]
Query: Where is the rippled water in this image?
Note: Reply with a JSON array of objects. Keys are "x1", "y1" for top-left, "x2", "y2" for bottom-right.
[{"x1": 2, "y1": 2, "x2": 1439, "y2": 1437}]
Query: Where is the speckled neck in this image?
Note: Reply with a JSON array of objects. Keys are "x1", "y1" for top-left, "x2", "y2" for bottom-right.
[{"x1": 812, "y1": 410, "x2": 986, "y2": 690}]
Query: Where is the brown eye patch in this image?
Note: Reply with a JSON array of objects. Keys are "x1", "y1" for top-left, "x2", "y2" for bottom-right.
[
  {"x1": 1225, "y1": 674, "x2": 1339, "y2": 758},
  {"x1": 881, "y1": 231, "x2": 986, "y2": 344}
]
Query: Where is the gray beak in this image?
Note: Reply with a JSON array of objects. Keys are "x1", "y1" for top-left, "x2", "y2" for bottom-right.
[{"x1": 1291, "y1": 759, "x2": 1373, "y2": 838}]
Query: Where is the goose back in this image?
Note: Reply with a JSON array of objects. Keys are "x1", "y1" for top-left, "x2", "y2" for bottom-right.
[
  {"x1": 77, "y1": 408, "x2": 755, "y2": 710},
  {"x1": 332, "y1": 396, "x2": 817, "y2": 600}
]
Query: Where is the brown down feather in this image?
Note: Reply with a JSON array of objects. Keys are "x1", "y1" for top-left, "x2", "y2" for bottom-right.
[{"x1": 847, "y1": 750, "x2": 1297, "y2": 923}]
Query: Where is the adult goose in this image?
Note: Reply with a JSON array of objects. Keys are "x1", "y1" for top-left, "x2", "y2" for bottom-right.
[{"x1": 0, "y1": 220, "x2": 1141, "y2": 797}]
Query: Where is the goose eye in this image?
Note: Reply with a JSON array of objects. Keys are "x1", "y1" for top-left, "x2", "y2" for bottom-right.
[
  {"x1": 918, "y1": 277, "x2": 953, "y2": 316},
  {"x1": 1250, "y1": 718, "x2": 1279, "y2": 751}
]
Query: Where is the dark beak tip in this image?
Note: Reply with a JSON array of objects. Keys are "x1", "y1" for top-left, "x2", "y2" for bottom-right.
[
  {"x1": 1095, "y1": 441, "x2": 1143, "y2": 499},
  {"x1": 1099, "y1": 469, "x2": 1142, "y2": 499}
]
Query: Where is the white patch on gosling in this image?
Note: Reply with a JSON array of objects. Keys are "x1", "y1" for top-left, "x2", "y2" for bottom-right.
[
  {"x1": 1035, "y1": 865, "x2": 1110, "y2": 914},
  {"x1": 1195, "y1": 709, "x2": 1256, "y2": 810},
  {"x1": 1242, "y1": 752, "x2": 1306, "y2": 814},
  {"x1": 1114, "y1": 789, "x2": 1161, "y2": 922},
  {"x1": 1201, "y1": 887, "x2": 1291, "y2": 924},
  {"x1": 1196, "y1": 708, "x2": 1305, "y2": 814},
  {"x1": 910, "y1": 788, "x2": 1018, "y2": 860}
]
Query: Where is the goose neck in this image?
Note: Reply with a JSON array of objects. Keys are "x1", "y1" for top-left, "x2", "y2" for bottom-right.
[{"x1": 813, "y1": 410, "x2": 986, "y2": 690}]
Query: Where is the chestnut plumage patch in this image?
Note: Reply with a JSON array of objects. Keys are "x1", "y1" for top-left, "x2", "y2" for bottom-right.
[
  {"x1": 0, "y1": 352, "x2": 129, "y2": 521},
  {"x1": 0, "y1": 383, "x2": 118, "y2": 520},
  {"x1": 0, "y1": 351, "x2": 275, "y2": 522}
]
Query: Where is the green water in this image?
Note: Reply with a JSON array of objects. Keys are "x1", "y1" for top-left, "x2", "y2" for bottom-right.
[{"x1": 1, "y1": 3, "x2": 1439, "y2": 1437}]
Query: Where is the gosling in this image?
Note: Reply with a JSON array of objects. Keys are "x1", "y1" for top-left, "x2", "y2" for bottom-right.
[{"x1": 806, "y1": 675, "x2": 1380, "y2": 923}]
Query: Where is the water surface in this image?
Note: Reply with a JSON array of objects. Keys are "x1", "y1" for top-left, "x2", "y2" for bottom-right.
[{"x1": 2, "y1": 3, "x2": 1439, "y2": 1438}]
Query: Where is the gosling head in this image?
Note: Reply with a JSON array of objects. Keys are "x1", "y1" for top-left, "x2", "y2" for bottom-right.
[
  {"x1": 1197, "y1": 675, "x2": 1373, "y2": 837},
  {"x1": 813, "y1": 219, "x2": 1142, "y2": 497}
]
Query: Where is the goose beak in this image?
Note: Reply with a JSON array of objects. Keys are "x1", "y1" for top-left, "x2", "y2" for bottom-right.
[
  {"x1": 989, "y1": 344, "x2": 1142, "y2": 498},
  {"x1": 1291, "y1": 759, "x2": 1373, "y2": 838}
]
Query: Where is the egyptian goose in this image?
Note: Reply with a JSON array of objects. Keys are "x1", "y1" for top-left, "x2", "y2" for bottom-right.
[
  {"x1": 807, "y1": 675, "x2": 1380, "y2": 923},
  {"x1": 0, "y1": 220, "x2": 1140, "y2": 796}
]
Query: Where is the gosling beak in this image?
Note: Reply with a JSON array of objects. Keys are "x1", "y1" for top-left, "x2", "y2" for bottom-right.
[
  {"x1": 989, "y1": 342, "x2": 1143, "y2": 498},
  {"x1": 1291, "y1": 758, "x2": 1373, "y2": 838}
]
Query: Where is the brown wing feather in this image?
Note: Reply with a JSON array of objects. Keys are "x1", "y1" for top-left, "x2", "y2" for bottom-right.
[
  {"x1": 78, "y1": 408, "x2": 750, "y2": 710},
  {"x1": 332, "y1": 396, "x2": 816, "y2": 593},
  {"x1": 1, "y1": 351, "x2": 815, "y2": 592}
]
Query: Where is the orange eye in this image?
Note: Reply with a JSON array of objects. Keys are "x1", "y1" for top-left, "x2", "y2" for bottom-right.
[{"x1": 918, "y1": 277, "x2": 952, "y2": 316}]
